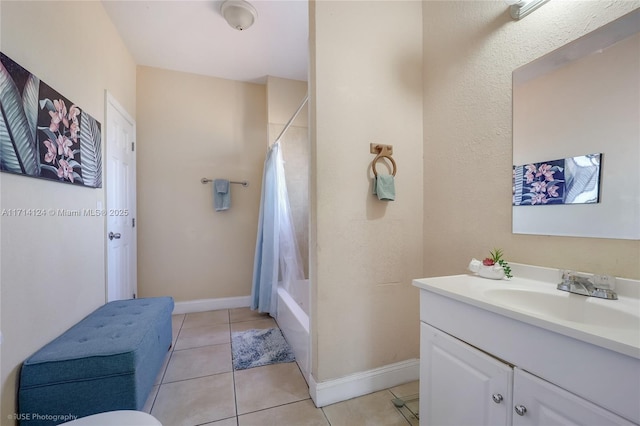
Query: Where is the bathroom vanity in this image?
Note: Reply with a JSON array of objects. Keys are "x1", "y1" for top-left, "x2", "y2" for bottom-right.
[{"x1": 413, "y1": 264, "x2": 640, "y2": 426}]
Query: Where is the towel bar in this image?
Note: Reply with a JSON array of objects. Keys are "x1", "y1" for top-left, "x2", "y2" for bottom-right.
[{"x1": 201, "y1": 178, "x2": 249, "y2": 187}]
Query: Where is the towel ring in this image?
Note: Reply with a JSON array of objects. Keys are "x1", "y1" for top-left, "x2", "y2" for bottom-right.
[{"x1": 372, "y1": 153, "x2": 397, "y2": 177}]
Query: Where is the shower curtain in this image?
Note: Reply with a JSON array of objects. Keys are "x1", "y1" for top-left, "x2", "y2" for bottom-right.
[{"x1": 251, "y1": 141, "x2": 304, "y2": 315}]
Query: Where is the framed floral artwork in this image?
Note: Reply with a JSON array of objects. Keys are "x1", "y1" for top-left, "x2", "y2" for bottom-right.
[
  {"x1": 0, "y1": 52, "x2": 102, "y2": 188},
  {"x1": 513, "y1": 154, "x2": 602, "y2": 206}
]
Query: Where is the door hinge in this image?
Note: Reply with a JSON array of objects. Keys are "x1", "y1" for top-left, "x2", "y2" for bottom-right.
[
  {"x1": 132, "y1": 218, "x2": 136, "y2": 228},
  {"x1": 131, "y1": 142, "x2": 135, "y2": 152}
]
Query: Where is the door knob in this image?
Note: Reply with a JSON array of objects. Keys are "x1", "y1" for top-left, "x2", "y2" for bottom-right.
[
  {"x1": 108, "y1": 232, "x2": 121, "y2": 240},
  {"x1": 492, "y1": 394, "x2": 503, "y2": 404},
  {"x1": 515, "y1": 405, "x2": 527, "y2": 416}
]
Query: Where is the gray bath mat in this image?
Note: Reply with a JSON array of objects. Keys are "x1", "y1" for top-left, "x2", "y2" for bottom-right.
[{"x1": 231, "y1": 327, "x2": 295, "y2": 370}]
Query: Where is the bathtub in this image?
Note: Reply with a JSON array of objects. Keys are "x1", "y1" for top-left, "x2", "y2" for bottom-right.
[{"x1": 276, "y1": 280, "x2": 310, "y2": 383}]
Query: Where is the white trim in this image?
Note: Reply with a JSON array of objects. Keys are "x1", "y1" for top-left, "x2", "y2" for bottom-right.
[
  {"x1": 309, "y1": 359, "x2": 420, "y2": 407},
  {"x1": 105, "y1": 91, "x2": 135, "y2": 123},
  {"x1": 173, "y1": 296, "x2": 251, "y2": 314}
]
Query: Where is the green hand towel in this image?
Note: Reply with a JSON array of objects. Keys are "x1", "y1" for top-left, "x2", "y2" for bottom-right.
[{"x1": 373, "y1": 174, "x2": 395, "y2": 201}]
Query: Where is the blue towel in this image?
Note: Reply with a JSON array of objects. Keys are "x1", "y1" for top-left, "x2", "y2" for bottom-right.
[
  {"x1": 214, "y1": 179, "x2": 230, "y2": 211},
  {"x1": 372, "y1": 174, "x2": 395, "y2": 201}
]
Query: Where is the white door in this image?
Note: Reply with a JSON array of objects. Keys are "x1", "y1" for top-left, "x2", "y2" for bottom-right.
[
  {"x1": 106, "y1": 92, "x2": 137, "y2": 301},
  {"x1": 512, "y1": 368, "x2": 635, "y2": 426},
  {"x1": 420, "y1": 323, "x2": 513, "y2": 426}
]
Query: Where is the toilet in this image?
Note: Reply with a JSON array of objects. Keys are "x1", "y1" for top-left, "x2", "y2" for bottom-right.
[{"x1": 60, "y1": 411, "x2": 162, "y2": 426}]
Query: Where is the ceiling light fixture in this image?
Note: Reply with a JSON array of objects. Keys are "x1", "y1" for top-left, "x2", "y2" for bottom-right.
[
  {"x1": 507, "y1": 0, "x2": 551, "y2": 20},
  {"x1": 221, "y1": 0, "x2": 257, "y2": 31}
]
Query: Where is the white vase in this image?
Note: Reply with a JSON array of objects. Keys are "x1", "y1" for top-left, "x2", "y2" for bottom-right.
[{"x1": 468, "y1": 258, "x2": 505, "y2": 280}]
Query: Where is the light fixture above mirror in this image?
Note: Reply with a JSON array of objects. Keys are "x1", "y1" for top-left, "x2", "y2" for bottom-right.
[{"x1": 507, "y1": 0, "x2": 551, "y2": 20}]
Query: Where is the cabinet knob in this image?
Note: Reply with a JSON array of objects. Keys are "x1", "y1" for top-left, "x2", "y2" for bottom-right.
[
  {"x1": 492, "y1": 394, "x2": 503, "y2": 404},
  {"x1": 515, "y1": 405, "x2": 527, "y2": 416}
]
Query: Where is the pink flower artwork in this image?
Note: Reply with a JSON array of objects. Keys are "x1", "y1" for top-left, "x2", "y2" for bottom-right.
[
  {"x1": 0, "y1": 52, "x2": 103, "y2": 187},
  {"x1": 513, "y1": 158, "x2": 566, "y2": 206},
  {"x1": 43, "y1": 139, "x2": 57, "y2": 163},
  {"x1": 514, "y1": 154, "x2": 602, "y2": 206},
  {"x1": 37, "y1": 92, "x2": 84, "y2": 183},
  {"x1": 57, "y1": 159, "x2": 74, "y2": 183}
]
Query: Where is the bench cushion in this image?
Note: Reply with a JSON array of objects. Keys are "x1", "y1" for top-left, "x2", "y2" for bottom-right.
[{"x1": 19, "y1": 297, "x2": 173, "y2": 425}]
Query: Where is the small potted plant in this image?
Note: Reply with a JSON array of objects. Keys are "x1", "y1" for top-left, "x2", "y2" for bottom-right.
[{"x1": 468, "y1": 249, "x2": 513, "y2": 280}]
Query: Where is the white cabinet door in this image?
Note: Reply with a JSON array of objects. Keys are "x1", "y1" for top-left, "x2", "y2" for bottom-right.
[
  {"x1": 420, "y1": 323, "x2": 513, "y2": 426},
  {"x1": 512, "y1": 368, "x2": 635, "y2": 426}
]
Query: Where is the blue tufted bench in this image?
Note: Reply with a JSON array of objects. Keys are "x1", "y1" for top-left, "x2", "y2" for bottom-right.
[{"x1": 18, "y1": 297, "x2": 174, "y2": 426}]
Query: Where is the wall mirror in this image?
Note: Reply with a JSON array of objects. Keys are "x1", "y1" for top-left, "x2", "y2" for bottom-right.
[{"x1": 512, "y1": 9, "x2": 640, "y2": 240}]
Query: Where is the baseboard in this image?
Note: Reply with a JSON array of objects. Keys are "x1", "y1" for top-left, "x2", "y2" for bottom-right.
[
  {"x1": 173, "y1": 296, "x2": 251, "y2": 314},
  {"x1": 309, "y1": 358, "x2": 420, "y2": 407}
]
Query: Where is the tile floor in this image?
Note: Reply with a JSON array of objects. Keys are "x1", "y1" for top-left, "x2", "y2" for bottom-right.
[{"x1": 143, "y1": 308, "x2": 419, "y2": 426}]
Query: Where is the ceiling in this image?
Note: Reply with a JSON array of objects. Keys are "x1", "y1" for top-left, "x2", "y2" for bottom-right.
[{"x1": 102, "y1": 0, "x2": 309, "y2": 84}]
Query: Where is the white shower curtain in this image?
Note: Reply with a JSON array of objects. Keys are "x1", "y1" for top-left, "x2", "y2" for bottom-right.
[{"x1": 251, "y1": 141, "x2": 304, "y2": 316}]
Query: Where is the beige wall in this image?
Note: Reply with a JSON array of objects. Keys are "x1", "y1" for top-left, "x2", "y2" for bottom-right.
[
  {"x1": 0, "y1": 1, "x2": 136, "y2": 422},
  {"x1": 267, "y1": 76, "x2": 308, "y2": 141},
  {"x1": 266, "y1": 77, "x2": 309, "y2": 278},
  {"x1": 136, "y1": 66, "x2": 266, "y2": 301},
  {"x1": 310, "y1": 1, "x2": 424, "y2": 381},
  {"x1": 422, "y1": 1, "x2": 640, "y2": 280}
]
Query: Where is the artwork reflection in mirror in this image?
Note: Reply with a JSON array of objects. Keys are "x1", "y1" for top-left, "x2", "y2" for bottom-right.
[
  {"x1": 513, "y1": 153, "x2": 601, "y2": 206},
  {"x1": 512, "y1": 10, "x2": 639, "y2": 240}
]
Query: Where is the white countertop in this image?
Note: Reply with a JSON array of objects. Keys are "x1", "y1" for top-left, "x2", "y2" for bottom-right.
[{"x1": 413, "y1": 264, "x2": 640, "y2": 359}]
